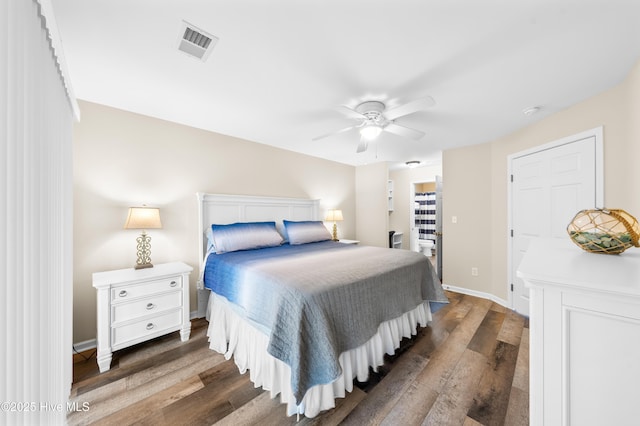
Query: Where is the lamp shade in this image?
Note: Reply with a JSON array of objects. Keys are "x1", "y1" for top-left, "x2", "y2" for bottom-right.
[
  {"x1": 124, "y1": 207, "x2": 162, "y2": 230},
  {"x1": 324, "y1": 209, "x2": 343, "y2": 222}
]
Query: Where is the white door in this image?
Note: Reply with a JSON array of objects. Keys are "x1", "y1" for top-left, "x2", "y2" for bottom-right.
[
  {"x1": 510, "y1": 131, "x2": 602, "y2": 315},
  {"x1": 435, "y1": 175, "x2": 443, "y2": 282}
]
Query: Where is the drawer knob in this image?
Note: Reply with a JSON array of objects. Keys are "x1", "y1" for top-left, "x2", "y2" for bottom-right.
[
  {"x1": 146, "y1": 303, "x2": 155, "y2": 310},
  {"x1": 119, "y1": 290, "x2": 127, "y2": 297},
  {"x1": 170, "y1": 281, "x2": 177, "y2": 287},
  {"x1": 146, "y1": 323, "x2": 154, "y2": 330}
]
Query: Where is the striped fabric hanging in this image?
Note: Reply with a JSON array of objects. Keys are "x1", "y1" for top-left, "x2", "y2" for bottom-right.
[{"x1": 415, "y1": 192, "x2": 437, "y2": 242}]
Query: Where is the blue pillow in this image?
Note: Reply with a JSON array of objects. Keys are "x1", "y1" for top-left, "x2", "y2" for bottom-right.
[
  {"x1": 211, "y1": 222, "x2": 283, "y2": 254},
  {"x1": 206, "y1": 226, "x2": 215, "y2": 252},
  {"x1": 283, "y1": 220, "x2": 331, "y2": 245}
]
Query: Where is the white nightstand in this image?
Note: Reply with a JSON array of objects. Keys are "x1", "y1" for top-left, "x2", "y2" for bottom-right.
[
  {"x1": 337, "y1": 239, "x2": 360, "y2": 245},
  {"x1": 92, "y1": 262, "x2": 193, "y2": 372}
]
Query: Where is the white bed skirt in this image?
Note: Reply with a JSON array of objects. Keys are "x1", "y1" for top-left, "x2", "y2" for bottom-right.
[{"x1": 206, "y1": 292, "x2": 433, "y2": 418}]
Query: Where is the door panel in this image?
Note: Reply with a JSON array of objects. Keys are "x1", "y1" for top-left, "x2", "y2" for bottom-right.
[
  {"x1": 551, "y1": 185, "x2": 580, "y2": 238},
  {"x1": 511, "y1": 136, "x2": 597, "y2": 315}
]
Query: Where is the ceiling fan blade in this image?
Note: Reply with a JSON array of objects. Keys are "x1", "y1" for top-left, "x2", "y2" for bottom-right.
[
  {"x1": 356, "y1": 138, "x2": 368, "y2": 153},
  {"x1": 337, "y1": 105, "x2": 367, "y2": 120},
  {"x1": 312, "y1": 125, "x2": 358, "y2": 141},
  {"x1": 384, "y1": 96, "x2": 435, "y2": 120},
  {"x1": 384, "y1": 123, "x2": 426, "y2": 140}
]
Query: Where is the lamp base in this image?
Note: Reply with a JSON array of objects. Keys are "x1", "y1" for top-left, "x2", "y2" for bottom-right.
[
  {"x1": 332, "y1": 222, "x2": 339, "y2": 241},
  {"x1": 134, "y1": 263, "x2": 154, "y2": 270},
  {"x1": 134, "y1": 231, "x2": 154, "y2": 270}
]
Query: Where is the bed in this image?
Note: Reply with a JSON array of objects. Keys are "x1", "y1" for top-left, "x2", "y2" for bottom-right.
[{"x1": 197, "y1": 193, "x2": 447, "y2": 418}]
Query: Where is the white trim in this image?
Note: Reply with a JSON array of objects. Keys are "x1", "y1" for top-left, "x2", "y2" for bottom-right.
[
  {"x1": 73, "y1": 339, "x2": 97, "y2": 353},
  {"x1": 442, "y1": 284, "x2": 509, "y2": 308},
  {"x1": 409, "y1": 182, "x2": 417, "y2": 252},
  {"x1": 506, "y1": 126, "x2": 604, "y2": 311},
  {"x1": 37, "y1": 0, "x2": 81, "y2": 120},
  {"x1": 408, "y1": 179, "x2": 438, "y2": 252}
]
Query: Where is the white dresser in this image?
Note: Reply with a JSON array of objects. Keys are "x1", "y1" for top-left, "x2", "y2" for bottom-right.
[
  {"x1": 92, "y1": 262, "x2": 193, "y2": 372},
  {"x1": 517, "y1": 238, "x2": 640, "y2": 426}
]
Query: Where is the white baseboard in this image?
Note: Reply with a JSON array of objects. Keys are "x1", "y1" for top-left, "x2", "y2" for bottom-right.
[
  {"x1": 73, "y1": 339, "x2": 96, "y2": 353},
  {"x1": 442, "y1": 283, "x2": 509, "y2": 308},
  {"x1": 73, "y1": 310, "x2": 202, "y2": 353}
]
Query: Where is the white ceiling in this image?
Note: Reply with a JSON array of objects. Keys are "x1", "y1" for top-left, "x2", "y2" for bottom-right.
[{"x1": 52, "y1": 0, "x2": 640, "y2": 170}]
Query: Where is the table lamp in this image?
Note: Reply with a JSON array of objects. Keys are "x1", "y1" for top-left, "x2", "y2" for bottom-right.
[
  {"x1": 124, "y1": 206, "x2": 162, "y2": 269},
  {"x1": 324, "y1": 209, "x2": 343, "y2": 241}
]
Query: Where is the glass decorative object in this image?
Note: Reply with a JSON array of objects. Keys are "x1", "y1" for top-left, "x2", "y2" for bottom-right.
[{"x1": 567, "y1": 208, "x2": 640, "y2": 254}]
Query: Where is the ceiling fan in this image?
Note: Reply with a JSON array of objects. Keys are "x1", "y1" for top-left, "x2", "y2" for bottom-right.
[{"x1": 313, "y1": 96, "x2": 435, "y2": 153}]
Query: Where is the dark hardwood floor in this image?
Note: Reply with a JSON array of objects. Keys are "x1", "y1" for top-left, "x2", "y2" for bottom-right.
[{"x1": 69, "y1": 291, "x2": 529, "y2": 425}]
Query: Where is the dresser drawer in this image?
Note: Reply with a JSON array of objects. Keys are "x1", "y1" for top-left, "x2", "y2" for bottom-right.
[
  {"x1": 112, "y1": 309, "x2": 182, "y2": 348},
  {"x1": 111, "y1": 276, "x2": 182, "y2": 302},
  {"x1": 111, "y1": 291, "x2": 182, "y2": 323},
  {"x1": 93, "y1": 262, "x2": 192, "y2": 372}
]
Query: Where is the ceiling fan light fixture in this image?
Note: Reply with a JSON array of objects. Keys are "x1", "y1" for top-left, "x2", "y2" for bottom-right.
[
  {"x1": 406, "y1": 160, "x2": 421, "y2": 168},
  {"x1": 359, "y1": 123, "x2": 383, "y2": 140}
]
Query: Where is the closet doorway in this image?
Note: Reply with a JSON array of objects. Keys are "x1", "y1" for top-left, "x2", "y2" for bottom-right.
[{"x1": 410, "y1": 176, "x2": 443, "y2": 281}]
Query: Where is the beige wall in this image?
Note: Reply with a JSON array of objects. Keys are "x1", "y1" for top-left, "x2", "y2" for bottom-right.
[
  {"x1": 355, "y1": 162, "x2": 389, "y2": 247},
  {"x1": 388, "y1": 164, "x2": 443, "y2": 250},
  {"x1": 73, "y1": 101, "x2": 356, "y2": 343},
  {"x1": 442, "y1": 144, "x2": 493, "y2": 291},
  {"x1": 629, "y1": 61, "x2": 640, "y2": 217},
  {"x1": 443, "y1": 60, "x2": 640, "y2": 301}
]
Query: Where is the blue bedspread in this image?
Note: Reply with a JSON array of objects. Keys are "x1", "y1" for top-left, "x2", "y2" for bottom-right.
[{"x1": 204, "y1": 241, "x2": 447, "y2": 403}]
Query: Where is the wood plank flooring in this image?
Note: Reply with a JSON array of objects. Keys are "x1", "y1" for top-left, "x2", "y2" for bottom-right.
[{"x1": 69, "y1": 291, "x2": 529, "y2": 425}]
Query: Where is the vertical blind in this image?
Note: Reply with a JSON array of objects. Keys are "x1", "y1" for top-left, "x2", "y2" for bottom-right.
[{"x1": 1, "y1": 0, "x2": 78, "y2": 424}]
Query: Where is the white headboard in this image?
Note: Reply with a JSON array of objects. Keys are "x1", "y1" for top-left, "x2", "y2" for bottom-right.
[
  {"x1": 196, "y1": 192, "x2": 320, "y2": 262},
  {"x1": 195, "y1": 193, "x2": 320, "y2": 317}
]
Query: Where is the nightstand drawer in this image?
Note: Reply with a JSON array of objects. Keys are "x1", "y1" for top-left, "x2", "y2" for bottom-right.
[
  {"x1": 112, "y1": 291, "x2": 182, "y2": 323},
  {"x1": 93, "y1": 262, "x2": 193, "y2": 372},
  {"x1": 111, "y1": 277, "x2": 182, "y2": 302},
  {"x1": 112, "y1": 309, "x2": 182, "y2": 348}
]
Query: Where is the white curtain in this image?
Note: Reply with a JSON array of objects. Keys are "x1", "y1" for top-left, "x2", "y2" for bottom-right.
[{"x1": 1, "y1": 0, "x2": 78, "y2": 424}]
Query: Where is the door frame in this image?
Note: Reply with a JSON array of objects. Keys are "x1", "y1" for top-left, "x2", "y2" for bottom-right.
[
  {"x1": 506, "y1": 126, "x2": 604, "y2": 310},
  {"x1": 409, "y1": 181, "x2": 435, "y2": 252},
  {"x1": 409, "y1": 178, "x2": 442, "y2": 280}
]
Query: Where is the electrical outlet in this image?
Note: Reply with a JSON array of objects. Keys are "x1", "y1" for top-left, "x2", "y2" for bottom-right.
[{"x1": 471, "y1": 267, "x2": 479, "y2": 276}]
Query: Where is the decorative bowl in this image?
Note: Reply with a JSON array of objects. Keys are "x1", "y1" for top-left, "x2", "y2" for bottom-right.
[{"x1": 567, "y1": 208, "x2": 640, "y2": 254}]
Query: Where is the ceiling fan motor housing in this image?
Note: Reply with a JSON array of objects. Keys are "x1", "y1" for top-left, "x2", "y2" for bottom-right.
[{"x1": 356, "y1": 101, "x2": 386, "y2": 125}]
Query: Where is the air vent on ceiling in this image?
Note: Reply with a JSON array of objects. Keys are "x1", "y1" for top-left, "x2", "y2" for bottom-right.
[{"x1": 177, "y1": 21, "x2": 218, "y2": 62}]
